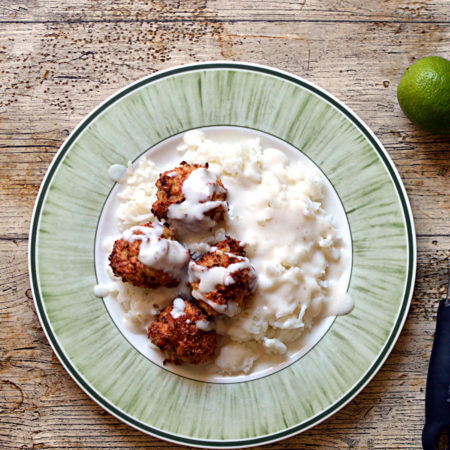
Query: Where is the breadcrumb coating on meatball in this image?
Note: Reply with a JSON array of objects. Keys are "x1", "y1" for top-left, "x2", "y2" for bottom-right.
[
  {"x1": 148, "y1": 297, "x2": 217, "y2": 365},
  {"x1": 189, "y1": 237, "x2": 257, "y2": 317},
  {"x1": 215, "y1": 236, "x2": 246, "y2": 256},
  {"x1": 109, "y1": 222, "x2": 183, "y2": 289}
]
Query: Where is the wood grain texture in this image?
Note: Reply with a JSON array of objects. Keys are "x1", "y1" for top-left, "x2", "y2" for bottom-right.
[
  {"x1": 0, "y1": 0, "x2": 449, "y2": 448},
  {"x1": 1, "y1": 0, "x2": 449, "y2": 22}
]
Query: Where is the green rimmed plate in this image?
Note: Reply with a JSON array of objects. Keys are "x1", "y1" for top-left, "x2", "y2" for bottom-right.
[{"x1": 29, "y1": 62, "x2": 416, "y2": 448}]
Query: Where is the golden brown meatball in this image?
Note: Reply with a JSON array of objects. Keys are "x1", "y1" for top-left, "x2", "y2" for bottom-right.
[
  {"x1": 148, "y1": 297, "x2": 217, "y2": 365},
  {"x1": 188, "y1": 237, "x2": 257, "y2": 317},
  {"x1": 109, "y1": 222, "x2": 189, "y2": 288},
  {"x1": 151, "y1": 161, "x2": 228, "y2": 232}
]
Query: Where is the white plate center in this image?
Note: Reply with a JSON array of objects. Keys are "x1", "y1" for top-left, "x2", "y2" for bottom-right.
[{"x1": 94, "y1": 126, "x2": 352, "y2": 383}]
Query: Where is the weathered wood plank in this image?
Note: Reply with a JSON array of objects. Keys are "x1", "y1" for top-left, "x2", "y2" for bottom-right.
[{"x1": 0, "y1": 0, "x2": 449, "y2": 23}]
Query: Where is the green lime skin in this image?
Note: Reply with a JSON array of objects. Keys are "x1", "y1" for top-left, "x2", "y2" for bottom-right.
[{"x1": 397, "y1": 56, "x2": 450, "y2": 134}]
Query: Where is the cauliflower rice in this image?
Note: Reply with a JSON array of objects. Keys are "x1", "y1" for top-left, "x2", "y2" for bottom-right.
[{"x1": 102, "y1": 129, "x2": 351, "y2": 375}]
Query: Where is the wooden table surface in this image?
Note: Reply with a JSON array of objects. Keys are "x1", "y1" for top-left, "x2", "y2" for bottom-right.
[{"x1": 1, "y1": 1, "x2": 449, "y2": 448}]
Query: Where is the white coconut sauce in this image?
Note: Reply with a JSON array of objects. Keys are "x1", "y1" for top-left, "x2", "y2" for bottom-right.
[
  {"x1": 170, "y1": 297, "x2": 186, "y2": 319},
  {"x1": 108, "y1": 164, "x2": 128, "y2": 183},
  {"x1": 93, "y1": 282, "x2": 119, "y2": 298},
  {"x1": 196, "y1": 320, "x2": 214, "y2": 331},
  {"x1": 122, "y1": 224, "x2": 189, "y2": 280},
  {"x1": 167, "y1": 167, "x2": 228, "y2": 232}
]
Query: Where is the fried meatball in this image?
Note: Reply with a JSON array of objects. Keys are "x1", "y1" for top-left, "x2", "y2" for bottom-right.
[
  {"x1": 188, "y1": 237, "x2": 258, "y2": 317},
  {"x1": 109, "y1": 221, "x2": 189, "y2": 288},
  {"x1": 148, "y1": 297, "x2": 217, "y2": 365},
  {"x1": 151, "y1": 161, "x2": 228, "y2": 233}
]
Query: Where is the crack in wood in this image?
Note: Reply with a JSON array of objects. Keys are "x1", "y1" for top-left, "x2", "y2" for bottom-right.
[
  {"x1": 0, "y1": 235, "x2": 29, "y2": 241},
  {"x1": 0, "y1": 18, "x2": 449, "y2": 25}
]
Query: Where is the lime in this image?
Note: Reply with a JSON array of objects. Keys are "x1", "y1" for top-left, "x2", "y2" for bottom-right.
[{"x1": 397, "y1": 56, "x2": 450, "y2": 134}]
